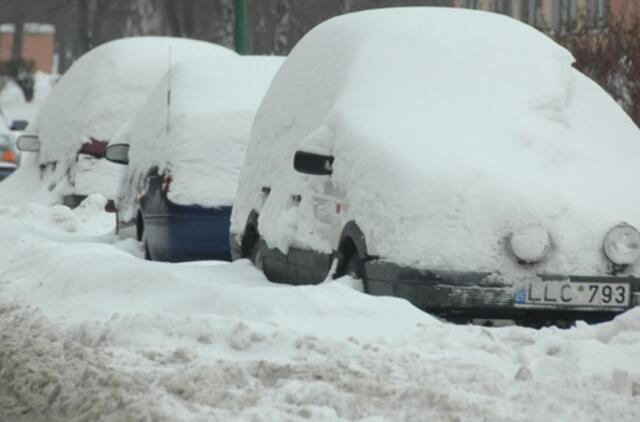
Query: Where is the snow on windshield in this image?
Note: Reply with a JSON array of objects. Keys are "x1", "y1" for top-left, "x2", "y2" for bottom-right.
[
  {"x1": 231, "y1": 7, "x2": 640, "y2": 277},
  {"x1": 116, "y1": 56, "x2": 283, "y2": 216}
]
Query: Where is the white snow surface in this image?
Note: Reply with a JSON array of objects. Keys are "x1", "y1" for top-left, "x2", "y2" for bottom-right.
[
  {"x1": 0, "y1": 199, "x2": 639, "y2": 421},
  {"x1": 15, "y1": 37, "x2": 235, "y2": 203},
  {"x1": 115, "y1": 56, "x2": 282, "y2": 218},
  {"x1": 231, "y1": 7, "x2": 640, "y2": 277}
]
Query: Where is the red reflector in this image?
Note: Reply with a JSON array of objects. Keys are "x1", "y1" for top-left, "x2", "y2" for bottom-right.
[{"x1": 162, "y1": 174, "x2": 172, "y2": 192}]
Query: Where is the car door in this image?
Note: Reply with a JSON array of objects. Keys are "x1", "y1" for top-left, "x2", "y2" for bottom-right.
[{"x1": 285, "y1": 179, "x2": 347, "y2": 284}]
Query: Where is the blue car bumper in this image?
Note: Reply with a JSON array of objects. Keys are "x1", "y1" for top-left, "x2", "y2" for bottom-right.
[{"x1": 144, "y1": 205, "x2": 232, "y2": 262}]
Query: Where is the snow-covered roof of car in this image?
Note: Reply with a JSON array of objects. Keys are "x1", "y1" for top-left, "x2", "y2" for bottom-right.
[
  {"x1": 31, "y1": 36, "x2": 236, "y2": 165},
  {"x1": 232, "y1": 7, "x2": 640, "y2": 276},
  {"x1": 118, "y1": 55, "x2": 283, "y2": 208}
]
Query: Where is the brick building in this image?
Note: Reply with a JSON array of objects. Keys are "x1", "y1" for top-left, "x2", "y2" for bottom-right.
[{"x1": 0, "y1": 22, "x2": 55, "y2": 73}]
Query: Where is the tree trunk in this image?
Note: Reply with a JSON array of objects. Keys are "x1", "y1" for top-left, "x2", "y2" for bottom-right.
[
  {"x1": 78, "y1": 0, "x2": 91, "y2": 54},
  {"x1": 165, "y1": 0, "x2": 183, "y2": 36},
  {"x1": 11, "y1": 0, "x2": 25, "y2": 60}
]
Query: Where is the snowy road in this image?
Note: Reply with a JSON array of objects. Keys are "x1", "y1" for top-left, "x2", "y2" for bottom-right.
[{"x1": 0, "y1": 197, "x2": 638, "y2": 421}]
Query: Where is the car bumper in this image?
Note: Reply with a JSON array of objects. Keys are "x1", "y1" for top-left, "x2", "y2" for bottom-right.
[
  {"x1": 365, "y1": 261, "x2": 640, "y2": 321},
  {"x1": 145, "y1": 209, "x2": 232, "y2": 262},
  {"x1": 0, "y1": 164, "x2": 16, "y2": 181}
]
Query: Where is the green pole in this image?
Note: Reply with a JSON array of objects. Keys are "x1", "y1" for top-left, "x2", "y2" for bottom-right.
[{"x1": 234, "y1": 0, "x2": 246, "y2": 54}]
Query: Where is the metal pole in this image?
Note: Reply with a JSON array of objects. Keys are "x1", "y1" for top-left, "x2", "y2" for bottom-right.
[{"x1": 234, "y1": 0, "x2": 246, "y2": 54}]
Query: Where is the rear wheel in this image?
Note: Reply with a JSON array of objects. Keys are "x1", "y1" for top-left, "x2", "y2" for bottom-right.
[
  {"x1": 342, "y1": 253, "x2": 367, "y2": 292},
  {"x1": 143, "y1": 234, "x2": 152, "y2": 260},
  {"x1": 249, "y1": 239, "x2": 265, "y2": 271}
]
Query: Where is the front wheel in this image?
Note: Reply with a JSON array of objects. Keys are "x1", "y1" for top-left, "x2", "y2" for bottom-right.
[{"x1": 342, "y1": 254, "x2": 367, "y2": 292}]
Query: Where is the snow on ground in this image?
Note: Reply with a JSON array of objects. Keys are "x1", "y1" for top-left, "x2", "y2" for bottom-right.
[{"x1": 0, "y1": 198, "x2": 638, "y2": 421}]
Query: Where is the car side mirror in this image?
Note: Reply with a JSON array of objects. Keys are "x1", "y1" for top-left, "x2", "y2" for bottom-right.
[
  {"x1": 16, "y1": 134, "x2": 41, "y2": 152},
  {"x1": 10, "y1": 120, "x2": 28, "y2": 131},
  {"x1": 105, "y1": 143, "x2": 130, "y2": 165},
  {"x1": 293, "y1": 150, "x2": 334, "y2": 175}
]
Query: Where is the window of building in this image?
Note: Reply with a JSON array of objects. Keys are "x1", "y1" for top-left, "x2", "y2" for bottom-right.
[
  {"x1": 587, "y1": 0, "x2": 608, "y2": 28},
  {"x1": 465, "y1": 0, "x2": 480, "y2": 8},
  {"x1": 520, "y1": 0, "x2": 542, "y2": 26},
  {"x1": 552, "y1": 0, "x2": 577, "y2": 32},
  {"x1": 493, "y1": 0, "x2": 512, "y2": 15}
]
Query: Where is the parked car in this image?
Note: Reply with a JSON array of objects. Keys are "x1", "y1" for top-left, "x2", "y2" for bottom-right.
[
  {"x1": 16, "y1": 36, "x2": 235, "y2": 209},
  {"x1": 230, "y1": 8, "x2": 640, "y2": 323},
  {"x1": 105, "y1": 56, "x2": 283, "y2": 262},
  {"x1": 0, "y1": 122, "x2": 18, "y2": 180}
]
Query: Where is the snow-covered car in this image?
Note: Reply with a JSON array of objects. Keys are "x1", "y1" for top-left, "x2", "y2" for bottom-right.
[
  {"x1": 16, "y1": 36, "x2": 235, "y2": 209},
  {"x1": 230, "y1": 8, "x2": 640, "y2": 322},
  {"x1": 105, "y1": 56, "x2": 283, "y2": 262}
]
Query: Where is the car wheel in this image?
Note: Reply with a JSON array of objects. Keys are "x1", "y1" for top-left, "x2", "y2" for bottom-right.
[
  {"x1": 250, "y1": 240, "x2": 265, "y2": 271},
  {"x1": 343, "y1": 253, "x2": 367, "y2": 291},
  {"x1": 144, "y1": 239, "x2": 152, "y2": 260}
]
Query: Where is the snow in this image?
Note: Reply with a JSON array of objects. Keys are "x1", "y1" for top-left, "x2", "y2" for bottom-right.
[
  {"x1": 0, "y1": 198, "x2": 639, "y2": 420},
  {"x1": 115, "y1": 56, "x2": 282, "y2": 221},
  {"x1": 231, "y1": 7, "x2": 640, "y2": 278},
  {"x1": 17, "y1": 37, "x2": 235, "y2": 203},
  {"x1": 0, "y1": 22, "x2": 55, "y2": 34}
]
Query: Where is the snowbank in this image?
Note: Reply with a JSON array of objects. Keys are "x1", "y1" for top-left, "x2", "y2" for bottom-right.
[
  {"x1": 231, "y1": 7, "x2": 640, "y2": 277},
  {"x1": 115, "y1": 56, "x2": 282, "y2": 220},
  {"x1": 0, "y1": 201, "x2": 638, "y2": 421}
]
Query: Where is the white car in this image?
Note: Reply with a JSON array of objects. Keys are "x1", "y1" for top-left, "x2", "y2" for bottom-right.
[
  {"x1": 230, "y1": 8, "x2": 640, "y2": 323},
  {"x1": 16, "y1": 36, "x2": 235, "y2": 208}
]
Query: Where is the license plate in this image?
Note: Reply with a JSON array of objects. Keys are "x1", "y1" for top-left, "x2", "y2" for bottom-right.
[{"x1": 514, "y1": 281, "x2": 631, "y2": 308}]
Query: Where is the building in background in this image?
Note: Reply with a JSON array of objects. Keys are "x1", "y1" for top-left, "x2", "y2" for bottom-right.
[
  {"x1": 453, "y1": 0, "x2": 610, "y2": 32},
  {"x1": 0, "y1": 22, "x2": 55, "y2": 72}
]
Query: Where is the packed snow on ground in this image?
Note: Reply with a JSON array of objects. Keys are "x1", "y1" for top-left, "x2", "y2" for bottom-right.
[
  {"x1": 231, "y1": 7, "x2": 640, "y2": 278},
  {"x1": 4, "y1": 37, "x2": 236, "y2": 204},
  {"x1": 0, "y1": 198, "x2": 638, "y2": 421},
  {"x1": 114, "y1": 56, "x2": 283, "y2": 222}
]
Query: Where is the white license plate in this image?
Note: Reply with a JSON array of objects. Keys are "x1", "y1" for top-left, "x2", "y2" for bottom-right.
[{"x1": 514, "y1": 281, "x2": 631, "y2": 308}]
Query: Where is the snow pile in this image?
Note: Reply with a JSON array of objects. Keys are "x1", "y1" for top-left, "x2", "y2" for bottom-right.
[
  {"x1": 231, "y1": 7, "x2": 640, "y2": 277},
  {"x1": 115, "y1": 56, "x2": 282, "y2": 219},
  {"x1": 0, "y1": 201, "x2": 639, "y2": 420}
]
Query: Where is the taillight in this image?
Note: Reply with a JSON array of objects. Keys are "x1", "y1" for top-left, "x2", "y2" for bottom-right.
[
  {"x1": 1, "y1": 149, "x2": 16, "y2": 163},
  {"x1": 162, "y1": 174, "x2": 172, "y2": 193}
]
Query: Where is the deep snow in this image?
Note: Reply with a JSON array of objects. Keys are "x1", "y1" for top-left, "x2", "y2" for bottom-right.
[{"x1": 0, "y1": 197, "x2": 638, "y2": 421}]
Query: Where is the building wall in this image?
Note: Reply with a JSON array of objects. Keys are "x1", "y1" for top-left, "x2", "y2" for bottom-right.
[
  {"x1": 454, "y1": 0, "x2": 614, "y2": 32},
  {"x1": 0, "y1": 29, "x2": 55, "y2": 72},
  {"x1": 609, "y1": 0, "x2": 640, "y2": 28}
]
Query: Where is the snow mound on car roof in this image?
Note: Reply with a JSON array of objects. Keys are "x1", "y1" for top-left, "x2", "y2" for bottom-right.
[
  {"x1": 232, "y1": 7, "x2": 640, "y2": 276},
  {"x1": 31, "y1": 37, "x2": 235, "y2": 165},
  {"x1": 115, "y1": 56, "x2": 282, "y2": 214}
]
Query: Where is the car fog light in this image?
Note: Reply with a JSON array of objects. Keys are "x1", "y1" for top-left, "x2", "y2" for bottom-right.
[
  {"x1": 509, "y1": 225, "x2": 551, "y2": 264},
  {"x1": 603, "y1": 223, "x2": 640, "y2": 266}
]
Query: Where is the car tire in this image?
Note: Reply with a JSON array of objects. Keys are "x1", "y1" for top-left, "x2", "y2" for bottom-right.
[
  {"x1": 250, "y1": 240, "x2": 265, "y2": 272},
  {"x1": 343, "y1": 253, "x2": 367, "y2": 291}
]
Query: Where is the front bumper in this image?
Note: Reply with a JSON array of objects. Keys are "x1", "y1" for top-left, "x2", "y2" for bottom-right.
[
  {"x1": 365, "y1": 261, "x2": 639, "y2": 321},
  {"x1": 0, "y1": 164, "x2": 16, "y2": 181}
]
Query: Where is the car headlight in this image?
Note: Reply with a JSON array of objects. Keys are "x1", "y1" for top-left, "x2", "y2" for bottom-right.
[
  {"x1": 509, "y1": 224, "x2": 551, "y2": 264},
  {"x1": 603, "y1": 223, "x2": 640, "y2": 266}
]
